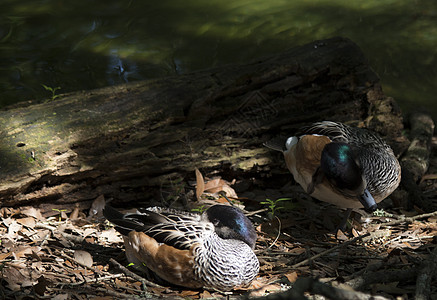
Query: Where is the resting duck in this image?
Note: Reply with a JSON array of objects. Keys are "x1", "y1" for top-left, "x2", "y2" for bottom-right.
[
  {"x1": 266, "y1": 121, "x2": 401, "y2": 212},
  {"x1": 104, "y1": 204, "x2": 259, "y2": 291}
]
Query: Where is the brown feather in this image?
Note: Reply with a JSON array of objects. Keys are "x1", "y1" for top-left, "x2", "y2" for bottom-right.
[
  {"x1": 295, "y1": 135, "x2": 331, "y2": 176},
  {"x1": 125, "y1": 231, "x2": 202, "y2": 288}
]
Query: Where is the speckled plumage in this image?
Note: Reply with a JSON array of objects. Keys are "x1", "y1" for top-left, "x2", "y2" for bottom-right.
[
  {"x1": 104, "y1": 205, "x2": 259, "y2": 291},
  {"x1": 267, "y1": 121, "x2": 401, "y2": 210}
]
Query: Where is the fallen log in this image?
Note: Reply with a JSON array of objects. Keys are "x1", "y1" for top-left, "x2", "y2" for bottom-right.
[{"x1": 0, "y1": 37, "x2": 405, "y2": 210}]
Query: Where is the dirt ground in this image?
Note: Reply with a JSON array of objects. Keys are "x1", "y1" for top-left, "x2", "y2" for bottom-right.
[{"x1": 1, "y1": 137, "x2": 436, "y2": 300}]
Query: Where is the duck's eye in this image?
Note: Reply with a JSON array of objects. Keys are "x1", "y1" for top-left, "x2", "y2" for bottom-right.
[{"x1": 212, "y1": 219, "x2": 220, "y2": 226}]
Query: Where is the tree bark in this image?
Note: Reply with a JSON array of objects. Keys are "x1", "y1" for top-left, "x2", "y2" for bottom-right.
[{"x1": 0, "y1": 37, "x2": 405, "y2": 209}]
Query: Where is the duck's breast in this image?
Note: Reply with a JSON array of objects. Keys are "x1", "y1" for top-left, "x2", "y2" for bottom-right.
[{"x1": 284, "y1": 135, "x2": 331, "y2": 191}]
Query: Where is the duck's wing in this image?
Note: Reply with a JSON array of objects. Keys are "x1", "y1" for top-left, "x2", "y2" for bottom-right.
[
  {"x1": 104, "y1": 205, "x2": 209, "y2": 250},
  {"x1": 263, "y1": 137, "x2": 288, "y2": 152},
  {"x1": 296, "y1": 121, "x2": 351, "y2": 142},
  {"x1": 297, "y1": 121, "x2": 389, "y2": 149}
]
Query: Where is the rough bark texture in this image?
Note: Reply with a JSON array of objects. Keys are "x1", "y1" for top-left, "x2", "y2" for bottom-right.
[
  {"x1": 400, "y1": 113, "x2": 435, "y2": 210},
  {"x1": 0, "y1": 37, "x2": 405, "y2": 209}
]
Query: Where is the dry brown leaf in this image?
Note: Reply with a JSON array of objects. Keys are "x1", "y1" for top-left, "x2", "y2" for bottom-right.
[
  {"x1": 74, "y1": 250, "x2": 93, "y2": 267},
  {"x1": 5, "y1": 219, "x2": 22, "y2": 238},
  {"x1": 82, "y1": 228, "x2": 97, "y2": 238},
  {"x1": 199, "y1": 290, "x2": 212, "y2": 298},
  {"x1": 216, "y1": 196, "x2": 230, "y2": 204},
  {"x1": 21, "y1": 207, "x2": 44, "y2": 220},
  {"x1": 100, "y1": 227, "x2": 123, "y2": 243},
  {"x1": 195, "y1": 168, "x2": 205, "y2": 200},
  {"x1": 336, "y1": 229, "x2": 348, "y2": 241},
  {"x1": 220, "y1": 184, "x2": 238, "y2": 199},
  {"x1": 248, "y1": 282, "x2": 282, "y2": 297},
  {"x1": 16, "y1": 217, "x2": 36, "y2": 229},
  {"x1": 12, "y1": 246, "x2": 41, "y2": 260},
  {"x1": 284, "y1": 271, "x2": 298, "y2": 283},
  {"x1": 2, "y1": 266, "x2": 27, "y2": 291},
  {"x1": 70, "y1": 204, "x2": 80, "y2": 220},
  {"x1": 204, "y1": 178, "x2": 223, "y2": 192},
  {"x1": 149, "y1": 287, "x2": 168, "y2": 296},
  {"x1": 351, "y1": 227, "x2": 359, "y2": 237},
  {"x1": 179, "y1": 290, "x2": 199, "y2": 297},
  {"x1": 0, "y1": 252, "x2": 11, "y2": 260}
]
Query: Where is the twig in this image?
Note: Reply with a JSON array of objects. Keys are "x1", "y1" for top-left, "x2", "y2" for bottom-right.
[
  {"x1": 378, "y1": 211, "x2": 437, "y2": 227},
  {"x1": 245, "y1": 208, "x2": 269, "y2": 217},
  {"x1": 256, "y1": 216, "x2": 282, "y2": 255},
  {"x1": 109, "y1": 258, "x2": 164, "y2": 289},
  {"x1": 290, "y1": 233, "x2": 370, "y2": 269},
  {"x1": 58, "y1": 252, "x2": 103, "y2": 275}
]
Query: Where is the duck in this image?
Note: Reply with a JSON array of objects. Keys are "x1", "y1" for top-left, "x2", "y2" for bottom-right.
[
  {"x1": 266, "y1": 121, "x2": 401, "y2": 212},
  {"x1": 103, "y1": 204, "x2": 259, "y2": 291}
]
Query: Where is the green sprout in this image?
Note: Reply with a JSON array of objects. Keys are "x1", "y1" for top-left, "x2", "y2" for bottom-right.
[
  {"x1": 42, "y1": 84, "x2": 61, "y2": 102},
  {"x1": 191, "y1": 205, "x2": 207, "y2": 214},
  {"x1": 260, "y1": 197, "x2": 291, "y2": 218},
  {"x1": 373, "y1": 208, "x2": 393, "y2": 218},
  {"x1": 52, "y1": 208, "x2": 66, "y2": 222}
]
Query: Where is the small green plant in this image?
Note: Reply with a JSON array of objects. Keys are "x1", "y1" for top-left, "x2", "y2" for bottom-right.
[
  {"x1": 191, "y1": 205, "x2": 207, "y2": 214},
  {"x1": 52, "y1": 208, "x2": 66, "y2": 222},
  {"x1": 373, "y1": 208, "x2": 393, "y2": 218},
  {"x1": 260, "y1": 197, "x2": 291, "y2": 218},
  {"x1": 42, "y1": 84, "x2": 61, "y2": 102}
]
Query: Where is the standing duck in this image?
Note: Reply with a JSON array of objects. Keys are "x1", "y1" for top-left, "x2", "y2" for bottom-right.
[
  {"x1": 266, "y1": 121, "x2": 401, "y2": 212},
  {"x1": 104, "y1": 204, "x2": 259, "y2": 291}
]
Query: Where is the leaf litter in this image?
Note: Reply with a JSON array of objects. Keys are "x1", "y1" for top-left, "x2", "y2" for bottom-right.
[{"x1": 1, "y1": 160, "x2": 437, "y2": 299}]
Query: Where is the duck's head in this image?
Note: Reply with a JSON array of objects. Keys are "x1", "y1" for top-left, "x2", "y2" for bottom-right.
[
  {"x1": 321, "y1": 142, "x2": 377, "y2": 212},
  {"x1": 203, "y1": 205, "x2": 257, "y2": 249}
]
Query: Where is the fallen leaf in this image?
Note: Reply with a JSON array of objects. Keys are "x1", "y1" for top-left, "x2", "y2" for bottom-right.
[
  {"x1": 284, "y1": 271, "x2": 298, "y2": 283},
  {"x1": 248, "y1": 282, "x2": 282, "y2": 297},
  {"x1": 6, "y1": 219, "x2": 22, "y2": 238},
  {"x1": 336, "y1": 229, "x2": 348, "y2": 241},
  {"x1": 16, "y1": 217, "x2": 36, "y2": 229},
  {"x1": 12, "y1": 246, "x2": 42, "y2": 260},
  {"x1": 195, "y1": 168, "x2": 205, "y2": 200},
  {"x1": 351, "y1": 227, "x2": 359, "y2": 237},
  {"x1": 82, "y1": 228, "x2": 97, "y2": 238},
  {"x1": 2, "y1": 266, "x2": 27, "y2": 291},
  {"x1": 74, "y1": 250, "x2": 93, "y2": 267},
  {"x1": 179, "y1": 290, "x2": 199, "y2": 297},
  {"x1": 0, "y1": 252, "x2": 11, "y2": 260},
  {"x1": 100, "y1": 227, "x2": 123, "y2": 243},
  {"x1": 200, "y1": 290, "x2": 212, "y2": 298},
  {"x1": 21, "y1": 207, "x2": 44, "y2": 220},
  {"x1": 70, "y1": 204, "x2": 80, "y2": 220}
]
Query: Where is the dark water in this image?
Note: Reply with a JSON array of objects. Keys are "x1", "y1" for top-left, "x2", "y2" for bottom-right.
[{"x1": 1, "y1": 0, "x2": 436, "y2": 120}]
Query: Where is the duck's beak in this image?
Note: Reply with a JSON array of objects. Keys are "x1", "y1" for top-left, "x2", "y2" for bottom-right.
[{"x1": 359, "y1": 189, "x2": 377, "y2": 212}]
